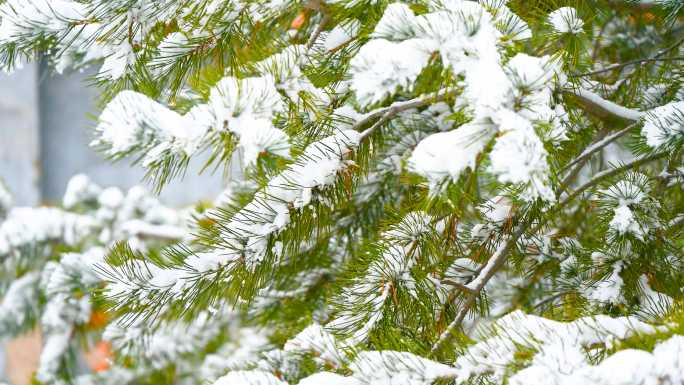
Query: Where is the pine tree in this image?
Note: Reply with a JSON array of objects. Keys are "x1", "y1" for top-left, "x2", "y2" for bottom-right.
[{"x1": 1, "y1": 1, "x2": 684, "y2": 384}]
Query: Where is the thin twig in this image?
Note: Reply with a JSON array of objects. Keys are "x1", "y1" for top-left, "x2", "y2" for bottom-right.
[
  {"x1": 561, "y1": 123, "x2": 638, "y2": 174},
  {"x1": 305, "y1": 14, "x2": 330, "y2": 50},
  {"x1": 572, "y1": 56, "x2": 684, "y2": 77},
  {"x1": 654, "y1": 35, "x2": 684, "y2": 59},
  {"x1": 556, "y1": 123, "x2": 639, "y2": 196}
]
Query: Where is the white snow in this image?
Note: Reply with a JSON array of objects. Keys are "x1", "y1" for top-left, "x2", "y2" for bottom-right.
[
  {"x1": 609, "y1": 206, "x2": 644, "y2": 237},
  {"x1": 94, "y1": 74, "x2": 290, "y2": 168},
  {"x1": 284, "y1": 324, "x2": 347, "y2": 368},
  {"x1": 456, "y1": 310, "x2": 663, "y2": 384},
  {"x1": 349, "y1": 38, "x2": 432, "y2": 106},
  {"x1": 408, "y1": 121, "x2": 495, "y2": 191},
  {"x1": 642, "y1": 101, "x2": 684, "y2": 148},
  {"x1": 213, "y1": 370, "x2": 288, "y2": 385},
  {"x1": 586, "y1": 262, "x2": 625, "y2": 305},
  {"x1": 548, "y1": 7, "x2": 584, "y2": 34},
  {"x1": 63, "y1": 174, "x2": 102, "y2": 209},
  {"x1": 489, "y1": 115, "x2": 554, "y2": 201},
  {"x1": 350, "y1": 350, "x2": 458, "y2": 385},
  {"x1": 298, "y1": 372, "x2": 361, "y2": 385},
  {"x1": 510, "y1": 335, "x2": 684, "y2": 385}
]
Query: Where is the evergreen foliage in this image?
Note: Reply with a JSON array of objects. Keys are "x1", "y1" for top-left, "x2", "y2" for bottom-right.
[{"x1": 1, "y1": 1, "x2": 684, "y2": 384}]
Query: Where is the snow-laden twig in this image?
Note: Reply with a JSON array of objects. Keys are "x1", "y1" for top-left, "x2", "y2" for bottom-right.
[
  {"x1": 356, "y1": 88, "x2": 453, "y2": 140},
  {"x1": 564, "y1": 87, "x2": 643, "y2": 121}
]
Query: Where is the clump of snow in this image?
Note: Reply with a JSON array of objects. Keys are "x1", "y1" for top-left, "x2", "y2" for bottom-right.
[
  {"x1": 213, "y1": 370, "x2": 288, "y2": 385},
  {"x1": 349, "y1": 38, "x2": 432, "y2": 106},
  {"x1": 323, "y1": 20, "x2": 360, "y2": 51},
  {"x1": 489, "y1": 116, "x2": 554, "y2": 201},
  {"x1": 510, "y1": 335, "x2": 684, "y2": 385},
  {"x1": 586, "y1": 262, "x2": 625, "y2": 305},
  {"x1": 642, "y1": 101, "x2": 684, "y2": 148},
  {"x1": 408, "y1": 121, "x2": 495, "y2": 192},
  {"x1": 600, "y1": 174, "x2": 650, "y2": 239},
  {"x1": 456, "y1": 310, "x2": 662, "y2": 384},
  {"x1": 0, "y1": 207, "x2": 95, "y2": 257},
  {"x1": 548, "y1": 7, "x2": 584, "y2": 34},
  {"x1": 350, "y1": 350, "x2": 459, "y2": 385},
  {"x1": 609, "y1": 206, "x2": 644, "y2": 237},
  {"x1": 94, "y1": 74, "x2": 290, "y2": 168},
  {"x1": 284, "y1": 324, "x2": 348, "y2": 368},
  {"x1": 298, "y1": 372, "x2": 361, "y2": 385},
  {"x1": 93, "y1": 90, "x2": 211, "y2": 163},
  {"x1": 63, "y1": 174, "x2": 102, "y2": 209},
  {"x1": 208, "y1": 76, "x2": 290, "y2": 165}
]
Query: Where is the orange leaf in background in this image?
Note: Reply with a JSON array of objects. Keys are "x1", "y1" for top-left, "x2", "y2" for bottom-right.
[
  {"x1": 85, "y1": 341, "x2": 113, "y2": 372},
  {"x1": 87, "y1": 310, "x2": 109, "y2": 329},
  {"x1": 291, "y1": 12, "x2": 306, "y2": 30}
]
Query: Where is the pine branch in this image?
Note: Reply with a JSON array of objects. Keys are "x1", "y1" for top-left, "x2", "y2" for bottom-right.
[
  {"x1": 356, "y1": 88, "x2": 454, "y2": 140},
  {"x1": 557, "y1": 122, "x2": 640, "y2": 195},
  {"x1": 430, "y1": 224, "x2": 527, "y2": 354},
  {"x1": 559, "y1": 151, "x2": 668, "y2": 208},
  {"x1": 571, "y1": 57, "x2": 684, "y2": 77},
  {"x1": 561, "y1": 123, "x2": 639, "y2": 174}
]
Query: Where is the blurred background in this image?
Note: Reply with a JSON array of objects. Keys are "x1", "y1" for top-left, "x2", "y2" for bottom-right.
[
  {"x1": 0, "y1": 63, "x2": 225, "y2": 384},
  {"x1": 0, "y1": 62, "x2": 225, "y2": 207}
]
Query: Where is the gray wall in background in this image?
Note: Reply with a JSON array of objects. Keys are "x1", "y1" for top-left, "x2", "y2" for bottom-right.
[
  {"x1": 0, "y1": 64, "x2": 40, "y2": 206},
  {"x1": 1, "y1": 64, "x2": 224, "y2": 206}
]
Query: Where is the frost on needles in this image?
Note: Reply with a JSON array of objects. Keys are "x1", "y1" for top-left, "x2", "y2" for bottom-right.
[{"x1": 1, "y1": 1, "x2": 684, "y2": 385}]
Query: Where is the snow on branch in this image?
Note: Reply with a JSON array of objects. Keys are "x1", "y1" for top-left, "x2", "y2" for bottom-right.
[
  {"x1": 548, "y1": 6, "x2": 585, "y2": 34},
  {"x1": 213, "y1": 129, "x2": 360, "y2": 269},
  {"x1": 642, "y1": 101, "x2": 684, "y2": 148},
  {"x1": 0, "y1": 207, "x2": 96, "y2": 265},
  {"x1": 564, "y1": 87, "x2": 644, "y2": 122},
  {"x1": 93, "y1": 75, "x2": 290, "y2": 178},
  {"x1": 455, "y1": 310, "x2": 670, "y2": 385},
  {"x1": 104, "y1": 308, "x2": 232, "y2": 369},
  {"x1": 329, "y1": 212, "x2": 435, "y2": 343},
  {"x1": 99, "y1": 130, "x2": 360, "y2": 315}
]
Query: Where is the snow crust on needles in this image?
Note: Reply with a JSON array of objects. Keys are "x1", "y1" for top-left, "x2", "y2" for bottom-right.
[
  {"x1": 101, "y1": 130, "x2": 360, "y2": 302},
  {"x1": 548, "y1": 7, "x2": 584, "y2": 34},
  {"x1": 357, "y1": 2, "x2": 563, "y2": 200},
  {"x1": 211, "y1": 310, "x2": 682, "y2": 385},
  {"x1": 93, "y1": 75, "x2": 289, "y2": 168},
  {"x1": 642, "y1": 101, "x2": 684, "y2": 148}
]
